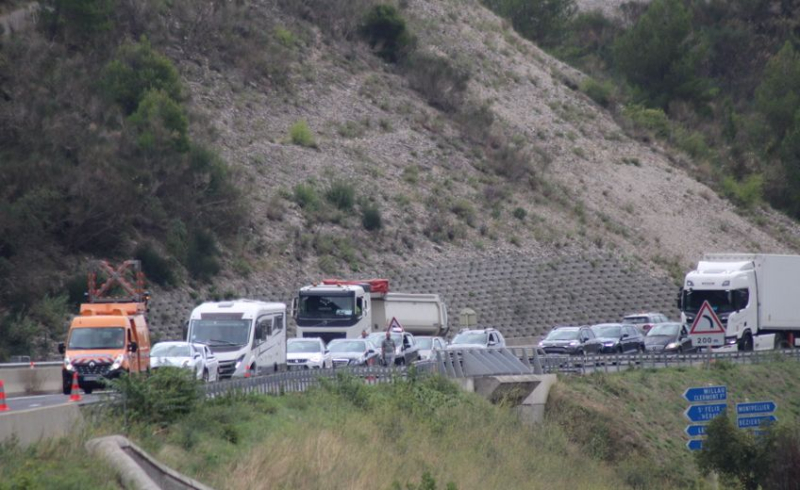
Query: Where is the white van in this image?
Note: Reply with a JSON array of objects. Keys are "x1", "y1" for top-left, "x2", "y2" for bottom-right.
[{"x1": 186, "y1": 300, "x2": 286, "y2": 378}]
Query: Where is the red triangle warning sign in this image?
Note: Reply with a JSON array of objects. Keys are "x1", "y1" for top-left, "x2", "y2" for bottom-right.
[
  {"x1": 388, "y1": 317, "x2": 404, "y2": 332},
  {"x1": 689, "y1": 301, "x2": 726, "y2": 335}
]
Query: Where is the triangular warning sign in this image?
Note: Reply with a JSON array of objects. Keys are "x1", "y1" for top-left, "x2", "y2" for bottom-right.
[
  {"x1": 689, "y1": 301, "x2": 726, "y2": 334},
  {"x1": 388, "y1": 317, "x2": 404, "y2": 331}
]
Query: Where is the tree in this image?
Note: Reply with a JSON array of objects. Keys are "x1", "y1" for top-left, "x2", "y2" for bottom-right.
[
  {"x1": 482, "y1": 0, "x2": 576, "y2": 47},
  {"x1": 41, "y1": 0, "x2": 117, "y2": 44},
  {"x1": 755, "y1": 42, "x2": 800, "y2": 139}
]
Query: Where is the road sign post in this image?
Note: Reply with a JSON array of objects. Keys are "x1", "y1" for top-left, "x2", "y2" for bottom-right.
[{"x1": 688, "y1": 301, "x2": 726, "y2": 348}]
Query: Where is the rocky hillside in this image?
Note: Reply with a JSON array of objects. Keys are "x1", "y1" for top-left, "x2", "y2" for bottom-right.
[{"x1": 3, "y1": 0, "x2": 800, "y2": 352}]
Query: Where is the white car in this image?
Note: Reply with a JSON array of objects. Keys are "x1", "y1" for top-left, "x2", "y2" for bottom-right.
[
  {"x1": 150, "y1": 341, "x2": 220, "y2": 382},
  {"x1": 287, "y1": 338, "x2": 332, "y2": 369},
  {"x1": 413, "y1": 336, "x2": 446, "y2": 361}
]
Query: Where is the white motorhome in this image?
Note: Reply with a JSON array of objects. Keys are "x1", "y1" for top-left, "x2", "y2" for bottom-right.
[
  {"x1": 293, "y1": 279, "x2": 447, "y2": 343},
  {"x1": 679, "y1": 254, "x2": 800, "y2": 351},
  {"x1": 186, "y1": 300, "x2": 286, "y2": 378}
]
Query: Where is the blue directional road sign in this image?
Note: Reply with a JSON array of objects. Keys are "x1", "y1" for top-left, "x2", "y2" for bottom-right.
[
  {"x1": 683, "y1": 386, "x2": 727, "y2": 403},
  {"x1": 685, "y1": 425, "x2": 708, "y2": 437},
  {"x1": 687, "y1": 439, "x2": 704, "y2": 451},
  {"x1": 736, "y1": 401, "x2": 776, "y2": 415},
  {"x1": 685, "y1": 403, "x2": 727, "y2": 422},
  {"x1": 738, "y1": 415, "x2": 777, "y2": 429}
]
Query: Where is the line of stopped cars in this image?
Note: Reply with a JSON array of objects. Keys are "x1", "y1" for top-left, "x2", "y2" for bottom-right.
[{"x1": 538, "y1": 312, "x2": 695, "y2": 356}]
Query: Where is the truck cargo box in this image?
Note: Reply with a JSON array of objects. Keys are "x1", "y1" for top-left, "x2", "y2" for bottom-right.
[
  {"x1": 371, "y1": 293, "x2": 448, "y2": 336},
  {"x1": 756, "y1": 255, "x2": 800, "y2": 329}
]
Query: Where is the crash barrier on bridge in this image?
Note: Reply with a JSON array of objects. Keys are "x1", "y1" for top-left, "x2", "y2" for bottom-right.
[
  {"x1": 432, "y1": 347, "x2": 539, "y2": 377},
  {"x1": 509, "y1": 347, "x2": 800, "y2": 375},
  {"x1": 0, "y1": 364, "x2": 62, "y2": 396},
  {"x1": 203, "y1": 365, "x2": 417, "y2": 398},
  {"x1": 87, "y1": 435, "x2": 214, "y2": 490},
  {"x1": 0, "y1": 403, "x2": 84, "y2": 447}
]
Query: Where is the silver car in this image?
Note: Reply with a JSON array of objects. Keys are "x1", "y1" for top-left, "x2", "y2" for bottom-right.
[
  {"x1": 414, "y1": 336, "x2": 446, "y2": 361},
  {"x1": 150, "y1": 341, "x2": 220, "y2": 382},
  {"x1": 446, "y1": 328, "x2": 506, "y2": 350},
  {"x1": 287, "y1": 338, "x2": 332, "y2": 369},
  {"x1": 327, "y1": 339, "x2": 380, "y2": 367}
]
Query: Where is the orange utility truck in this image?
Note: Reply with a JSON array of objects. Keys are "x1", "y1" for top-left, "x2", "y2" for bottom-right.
[{"x1": 58, "y1": 260, "x2": 152, "y2": 394}]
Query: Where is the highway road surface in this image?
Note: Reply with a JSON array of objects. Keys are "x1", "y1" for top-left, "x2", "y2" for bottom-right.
[{"x1": 5, "y1": 392, "x2": 103, "y2": 411}]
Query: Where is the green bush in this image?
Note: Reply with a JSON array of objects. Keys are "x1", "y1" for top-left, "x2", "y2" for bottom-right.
[
  {"x1": 293, "y1": 183, "x2": 320, "y2": 210},
  {"x1": 623, "y1": 105, "x2": 671, "y2": 138},
  {"x1": 134, "y1": 241, "x2": 177, "y2": 287},
  {"x1": 361, "y1": 204, "x2": 383, "y2": 231},
  {"x1": 451, "y1": 199, "x2": 476, "y2": 227},
  {"x1": 721, "y1": 174, "x2": 763, "y2": 209},
  {"x1": 482, "y1": 0, "x2": 577, "y2": 47},
  {"x1": 360, "y1": 4, "x2": 414, "y2": 63},
  {"x1": 111, "y1": 367, "x2": 201, "y2": 426},
  {"x1": 41, "y1": 0, "x2": 116, "y2": 44},
  {"x1": 404, "y1": 52, "x2": 470, "y2": 113},
  {"x1": 580, "y1": 77, "x2": 614, "y2": 107},
  {"x1": 185, "y1": 228, "x2": 221, "y2": 282},
  {"x1": 128, "y1": 89, "x2": 190, "y2": 154},
  {"x1": 755, "y1": 42, "x2": 800, "y2": 138},
  {"x1": 513, "y1": 207, "x2": 527, "y2": 220},
  {"x1": 101, "y1": 38, "x2": 183, "y2": 114},
  {"x1": 289, "y1": 120, "x2": 317, "y2": 148},
  {"x1": 325, "y1": 181, "x2": 356, "y2": 211}
]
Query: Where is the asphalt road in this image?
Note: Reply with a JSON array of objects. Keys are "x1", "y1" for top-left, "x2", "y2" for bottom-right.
[{"x1": 5, "y1": 392, "x2": 102, "y2": 411}]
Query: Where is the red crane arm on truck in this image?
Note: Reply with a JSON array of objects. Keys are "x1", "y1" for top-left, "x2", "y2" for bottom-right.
[{"x1": 321, "y1": 279, "x2": 389, "y2": 295}]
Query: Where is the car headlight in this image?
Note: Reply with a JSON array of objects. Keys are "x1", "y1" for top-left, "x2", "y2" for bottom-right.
[
  {"x1": 308, "y1": 355, "x2": 322, "y2": 363},
  {"x1": 603, "y1": 342, "x2": 615, "y2": 347},
  {"x1": 537, "y1": 342, "x2": 544, "y2": 348},
  {"x1": 235, "y1": 354, "x2": 246, "y2": 369},
  {"x1": 64, "y1": 356, "x2": 73, "y2": 371},
  {"x1": 666, "y1": 342, "x2": 680, "y2": 350},
  {"x1": 111, "y1": 354, "x2": 124, "y2": 371},
  {"x1": 568, "y1": 341, "x2": 579, "y2": 347}
]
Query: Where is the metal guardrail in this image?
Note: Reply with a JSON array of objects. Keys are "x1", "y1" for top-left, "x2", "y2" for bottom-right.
[
  {"x1": 432, "y1": 348, "x2": 536, "y2": 377},
  {"x1": 0, "y1": 361, "x2": 62, "y2": 369}
]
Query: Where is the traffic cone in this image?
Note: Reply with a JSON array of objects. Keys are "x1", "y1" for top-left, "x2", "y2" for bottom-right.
[
  {"x1": 69, "y1": 372, "x2": 82, "y2": 402},
  {"x1": 244, "y1": 364, "x2": 251, "y2": 378},
  {"x1": 0, "y1": 380, "x2": 9, "y2": 411}
]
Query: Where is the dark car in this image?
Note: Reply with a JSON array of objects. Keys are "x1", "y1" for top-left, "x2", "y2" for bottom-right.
[
  {"x1": 587, "y1": 323, "x2": 645, "y2": 354},
  {"x1": 327, "y1": 339, "x2": 380, "y2": 368},
  {"x1": 645, "y1": 322, "x2": 694, "y2": 353},
  {"x1": 538, "y1": 326, "x2": 601, "y2": 355}
]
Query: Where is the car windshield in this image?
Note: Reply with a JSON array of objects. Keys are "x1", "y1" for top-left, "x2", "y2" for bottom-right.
[
  {"x1": 298, "y1": 293, "x2": 356, "y2": 320},
  {"x1": 328, "y1": 340, "x2": 367, "y2": 353},
  {"x1": 624, "y1": 316, "x2": 649, "y2": 324},
  {"x1": 368, "y1": 333, "x2": 401, "y2": 346},
  {"x1": 189, "y1": 319, "x2": 251, "y2": 346},
  {"x1": 288, "y1": 341, "x2": 321, "y2": 354},
  {"x1": 546, "y1": 329, "x2": 580, "y2": 340},
  {"x1": 416, "y1": 338, "x2": 433, "y2": 349},
  {"x1": 647, "y1": 324, "x2": 681, "y2": 337},
  {"x1": 68, "y1": 327, "x2": 125, "y2": 350},
  {"x1": 452, "y1": 332, "x2": 487, "y2": 345},
  {"x1": 151, "y1": 344, "x2": 191, "y2": 357},
  {"x1": 592, "y1": 325, "x2": 622, "y2": 338}
]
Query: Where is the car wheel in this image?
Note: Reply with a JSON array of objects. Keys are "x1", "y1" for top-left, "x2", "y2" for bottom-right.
[{"x1": 83, "y1": 387, "x2": 93, "y2": 395}]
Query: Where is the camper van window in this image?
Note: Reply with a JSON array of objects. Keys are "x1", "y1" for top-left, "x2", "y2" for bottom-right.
[
  {"x1": 68, "y1": 327, "x2": 125, "y2": 349},
  {"x1": 274, "y1": 314, "x2": 284, "y2": 332},
  {"x1": 298, "y1": 293, "x2": 356, "y2": 319},
  {"x1": 190, "y1": 319, "x2": 251, "y2": 346}
]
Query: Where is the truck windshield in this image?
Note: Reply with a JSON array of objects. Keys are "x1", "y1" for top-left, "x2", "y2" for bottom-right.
[
  {"x1": 683, "y1": 289, "x2": 749, "y2": 314},
  {"x1": 189, "y1": 319, "x2": 251, "y2": 346},
  {"x1": 298, "y1": 293, "x2": 356, "y2": 320},
  {"x1": 68, "y1": 327, "x2": 125, "y2": 350}
]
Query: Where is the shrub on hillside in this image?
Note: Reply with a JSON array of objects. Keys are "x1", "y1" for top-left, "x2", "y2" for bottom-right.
[
  {"x1": 580, "y1": 77, "x2": 615, "y2": 107},
  {"x1": 721, "y1": 174, "x2": 763, "y2": 209},
  {"x1": 404, "y1": 52, "x2": 470, "y2": 113},
  {"x1": 134, "y1": 241, "x2": 177, "y2": 287},
  {"x1": 186, "y1": 228, "x2": 221, "y2": 282},
  {"x1": 622, "y1": 105, "x2": 671, "y2": 139},
  {"x1": 361, "y1": 204, "x2": 383, "y2": 231},
  {"x1": 360, "y1": 4, "x2": 414, "y2": 63},
  {"x1": 293, "y1": 183, "x2": 320, "y2": 210},
  {"x1": 128, "y1": 89, "x2": 190, "y2": 154},
  {"x1": 101, "y1": 38, "x2": 183, "y2": 114},
  {"x1": 111, "y1": 367, "x2": 201, "y2": 426},
  {"x1": 289, "y1": 120, "x2": 317, "y2": 148},
  {"x1": 325, "y1": 181, "x2": 356, "y2": 211},
  {"x1": 482, "y1": 0, "x2": 577, "y2": 47},
  {"x1": 755, "y1": 42, "x2": 800, "y2": 139},
  {"x1": 40, "y1": 0, "x2": 116, "y2": 44}
]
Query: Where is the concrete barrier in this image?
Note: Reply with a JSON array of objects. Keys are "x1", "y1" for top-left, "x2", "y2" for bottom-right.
[
  {"x1": 87, "y1": 435, "x2": 215, "y2": 490},
  {"x1": 454, "y1": 374, "x2": 558, "y2": 424},
  {"x1": 0, "y1": 367, "x2": 62, "y2": 396},
  {"x1": 0, "y1": 404, "x2": 84, "y2": 447}
]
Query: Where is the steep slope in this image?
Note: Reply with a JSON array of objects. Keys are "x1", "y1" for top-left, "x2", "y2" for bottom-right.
[{"x1": 145, "y1": 0, "x2": 800, "y2": 341}]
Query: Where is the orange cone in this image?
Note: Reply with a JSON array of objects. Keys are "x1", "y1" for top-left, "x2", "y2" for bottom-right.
[
  {"x1": 0, "y1": 380, "x2": 9, "y2": 411},
  {"x1": 244, "y1": 364, "x2": 251, "y2": 378},
  {"x1": 69, "y1": 372, "x2": 82, "y2": 402}
]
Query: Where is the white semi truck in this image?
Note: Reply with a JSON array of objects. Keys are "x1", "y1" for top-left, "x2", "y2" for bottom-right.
[
  {"x1": 679, "y1": 254, "x2": 800, "y2": 351},
  {"x1": 292, "y1": 279, "x2": 448, "y2": 343}
]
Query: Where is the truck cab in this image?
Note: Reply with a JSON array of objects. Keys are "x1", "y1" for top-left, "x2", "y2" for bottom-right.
[
  {"x1": 294, "y1": 283, "x2": 371, "y2": 343},
  {"x1": 186, "y1": 300, "x2": 287, "y2": 378}
]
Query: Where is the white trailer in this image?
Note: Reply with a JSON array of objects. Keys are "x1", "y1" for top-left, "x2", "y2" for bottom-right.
[
  {"x1": 186, "y1": 299, "x2": 287, "y2": 378},
  {"x1": 679, "y1": 254, "x2": 800, "y2": 351},
  {"x1": 293, "y1": 279, "x2": 448, "y2": 343}
]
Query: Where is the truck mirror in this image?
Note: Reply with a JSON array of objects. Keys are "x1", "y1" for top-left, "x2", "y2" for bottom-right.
[
  {"x1": 58, "y1": 342, "x2": 66, "y2": 354},
  {"x1": 676, "y1": 288, "x2": 683, "y2": 309},
  {"x1": 290, "y1": 297, "x2": 298, "y2": 319},
  {"x1": 129, "y1": 341, "x2": 139, "y2": 353}
]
